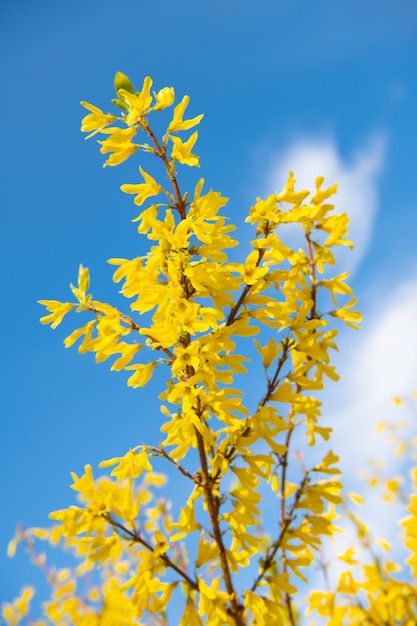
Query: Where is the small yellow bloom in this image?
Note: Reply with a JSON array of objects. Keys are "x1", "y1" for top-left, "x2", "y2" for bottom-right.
[
  {"x1": 172, "y1": 344, "x2": 201, "y2": 376},
  {"x1": 152, "y1": 86, "x2": 175, "y2": 111},
  {"x1": 311, "y1": 176, "x2": 338, "y2": 205},
  {"x1": 329, "y1": 297, "x2": 362, "y2": 329},
  {"x1": 38, "y1": 300, "x2": 75, "y2": 329},
  {"x1": 125, "y1": 361, "x2": 157, "y2": 388},
  {"x1": 99, "y1": 448, "x2": 152, "y2": 480},
  {"x1": 118, "y1": 76, "x2": 153, "y2": 124},
  {"x1": 170, "y1": 132, "x2": 200, "y2": 167},
  {"x1": 167, "y1": 95, "x2": 203, "y2": 132},
  {"x1": 276, "y1": 170, "x2": 310, "y2": 206},
  {"x1": 1, "y1": 587, "x2": 34, "y2": 624},
  {"x1": 80, "y1": 101, "x2": 116, "y2": 138},
  {"x1": 120, "y1": 166, "x2": 163, "y2": 206},
  {"x1": 98, "y1": 126, "x2": 139, "y2": 167}
]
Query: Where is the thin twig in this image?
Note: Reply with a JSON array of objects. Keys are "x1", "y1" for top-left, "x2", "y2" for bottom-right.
[
  {"x1": 226, "y1": 245, "x2": 267, "y2": 327},
  {"x1": 106, "y1": 515, "x2": 199, "y2": 591},
  {"x1": 86, "y1": 303, "x2": 175, "y2": 361},
  {"x1": 194, "y1": 426, "x2": 246, "y2": 626},
  {"x1": 146, "y1": 445, "x2": 199, "y2": 483},
  {"x1": 141, "y1": 121, "x2": 187, "y2": 219}
]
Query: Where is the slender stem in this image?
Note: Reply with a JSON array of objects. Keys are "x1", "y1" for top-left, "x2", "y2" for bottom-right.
[
  {"x1": 250, "y1": 230, "x2": 321, "y2": 610},
  {"x1": 318, "y1": 550, "x2": 331, "y2": 592},
  {"x1": 260, "y1": 338, "x2": 292, "y2": 406},
  {"x1": 146, "y1": 445, "x2": 199, "y2": 483},
  {"x1": 194, "y1": 426, "x2": 245, "y2": 625},
  {"x1": 142, "y1": 121, "x2": 187, "y2": 219},
  {"x1": 274, "y1": 231, "x2": 319, "y2": 622},
  {"x1": 85, "y1": 302, "x2": 175, "y2": 361},
  {"x1": 18, "y1": 525, "x2": 54, "y2": 582},
  {"x1": 280, "y1": 415, "x2": 297, "y2": 626},
  {"x1": 226, "y1": 284, "x2": 252, "y2": 327},
  {"x1": 305, "y1": 232, "x2": 317, "y2": 320},
  {"x1": 19, "y1": 526, "x2": 106, "y2": 615},
  {"x1": 217, "y1": 339, "x2": 292, "y2": 478},
  {"x1": 141, "y1": 118, "x2": 245, "y2": 624},
  {"x1": 226, "y1": 247, "x2": 266, "y2": 327},
  {"x1": 285, "y1": 593, "x2": 297, "y2": 626},
  {"x1": 251, "y1": 472, "x2": 309, "y2": 592},
  {"x1": 106, "y1": 515, "x2": 199, "y2": 591},
  {"x1": 251, "y1": 516, "x2": 294, "y2": 592}
]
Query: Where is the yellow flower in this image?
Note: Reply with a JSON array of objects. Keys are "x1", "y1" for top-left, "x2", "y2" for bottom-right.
[
  {"x1": 242, "y1": 249, "x2": 268, "y2": 285},
  {"x1": 125, "y1": 361, "x2": 157, "y2": 388},
  {"x1": 1, "y1": 587, "x2": 34, "y2": 624},
  {"x1": 118, "y1": 76, "x2": 153, "y2": 124},
  {"x1": 311, "y1": 175, "x2": 338, "y2": 205},
  {"x1": 172, "y1": 344, "x2": 201, "y2": 376},
  {"x1": 99, "y1": 448, "x2": 153, "y2": 480},
  {"x1": 170, "y1": 132, "x2": 200, "y2": 167},
  {"x1": 276, "y1": 170, "x2": 310, "y2": 206},
  {"x1": 329, "y1": 297, "x2": 362, "y2": 329},
  {"x1": 152, "y1": 86, "x2": 175, "y2": 111},
  {"x1": 120, "y1": 166, "x2": 163, "y2": 206},
  {"x1": 80, "y1": 101, "x2": 116, "y2": 138},
  {"x1": 98, "y1": 126, "x2": 139, "y2": 167},
  {"x1": 167, "y1": 95, "x2": 203, "y2": 132},
  {"x1": 38, "y1": 300, "x2": 75, "y2": 329}
]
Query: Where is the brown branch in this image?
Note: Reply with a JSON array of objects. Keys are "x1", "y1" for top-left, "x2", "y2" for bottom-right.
[
  {"x1": 137, "y1": 117, "x2": 246, "y2": 623},
  {"x1": 279, "y1": 415, "x2": 298, "y2": 626},
  {"x1": 141, "y1": 121, "x2": 187, "y2": 219},
  {"x1": 226, "y1": 246, "x2": 267, "y2": 327},
  {"x1": 194, "y1": 427, "x2": 245, "y2": 626},
  {"x1": 119, "y1": 119, "x2": 244, "y2": 616},
  {"x1": 17, "y1": 525, "x2": 54, "y2": 582},
  {"x1": 251, "y1": 471, "x2": 309, "y2": 593},
  {"x1": 260, "y1": 338, "x2": 292, "y2": 406},
  {"x1": 318, "y1": 549, "x2": 331, "y2": 592},
  {"x1": 146, "y1": 445, "x2": 199, "y2": 483},
  {"x1": 214, "y1": 338, "x2": 292, "y2": 480},
  {"x1": 106, "y1": 515, "x2": 198, "y2": 591},
  {"x1": 226, "y1": 283, "x2": 253, "y2": 327},
  {"x1": 85, "y1": 303, "x2": 175, "y2": 361},
  {"x1": 272, "y1": 233, "x2": 318, "y2": 623},
  {"x1": 249, "y1": 229, "x2": 321, "y2": 603},
  {"x1": 305, "y1": 231, "x2": 317, "y2": 321}
]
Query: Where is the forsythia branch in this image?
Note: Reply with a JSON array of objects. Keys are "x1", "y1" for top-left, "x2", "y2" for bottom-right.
[{"x1": 8, "y1": 70, "x2": 400, "y2": 626}]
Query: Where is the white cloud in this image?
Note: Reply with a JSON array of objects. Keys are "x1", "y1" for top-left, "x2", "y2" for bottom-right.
[
  {"x1": 300, "y1": 277, "x2": 417, "y2": 600},
  {"x1": 331, "y1": 276, "x2": 417, "y2": 468},
  {"x1": 263, "y1": 134, "x2": 386, "y2": 277},
  {"x1": 325, "y1": 276, "x2": 417, "y2": 547}
]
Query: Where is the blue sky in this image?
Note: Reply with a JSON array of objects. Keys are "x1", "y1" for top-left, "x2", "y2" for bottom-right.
[{"x1": 1, "y1": 0, "x2": 417, "y2": 614}]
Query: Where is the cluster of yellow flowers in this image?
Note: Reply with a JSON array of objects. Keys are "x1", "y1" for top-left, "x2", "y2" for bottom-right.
[
  {"x1": 5, "y1": 72, "x2": 415, "y2": 626},
  {"x1": 307, "y1": 395, "x2": 417, "y2": 625}
]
